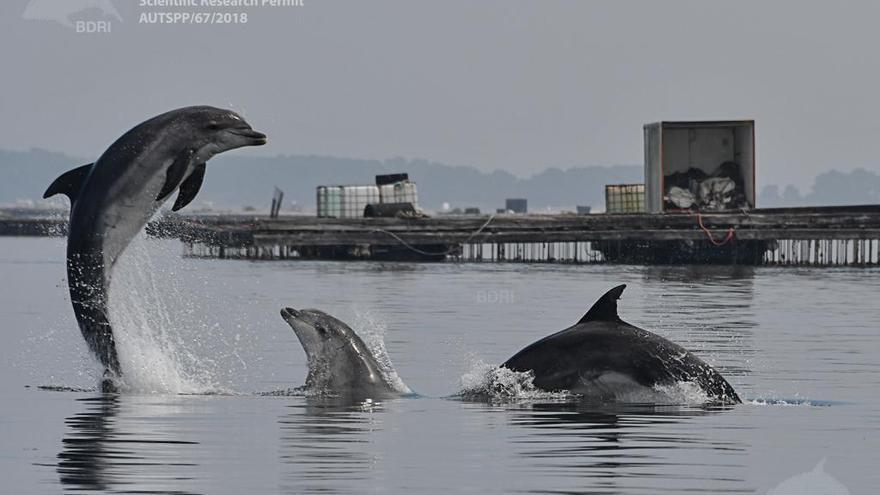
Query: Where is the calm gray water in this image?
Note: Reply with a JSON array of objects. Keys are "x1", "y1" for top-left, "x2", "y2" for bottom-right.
[{"x1": 1, "y1": 236, "x2": 878, "y2": 494}]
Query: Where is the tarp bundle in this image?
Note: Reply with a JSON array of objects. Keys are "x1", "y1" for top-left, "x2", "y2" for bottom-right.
[{"x1": 664, "y1": 161, "x2": 746, "y2": 211}]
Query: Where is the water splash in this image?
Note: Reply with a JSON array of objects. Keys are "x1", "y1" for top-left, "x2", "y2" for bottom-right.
[
  {"x1": 457, "y1": 358, "x2": 725, "y2": 406},
  {"x1": 746, "y1": 398, "x2": 837, "y2": 407},
  {"x1": 350, "y1": 308, "x2": 412, "y2": 395},
  {"x1": 107, "y1": 234, "x2": 241, "y2": 394},
  {"x1": 651, "y1": 381, "x2": 712, "y2": 405},
  {"x1": 457, "y1": 358, "x2": 572, "y2": 401}
]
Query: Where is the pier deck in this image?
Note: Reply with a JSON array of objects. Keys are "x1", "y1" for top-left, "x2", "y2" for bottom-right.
[
  {"x1": 170, "y1": 205, "x2": 880, "y2": 266},
  {"x1": 4, "y1": 205, "x2": 879, "y2": 266}
]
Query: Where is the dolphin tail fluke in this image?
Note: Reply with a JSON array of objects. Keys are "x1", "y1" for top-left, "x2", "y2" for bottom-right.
[
  {"x1": 577, "y1": 284, "x2": 626, "y2": 323},
  {"x1": 44, "y1": 163, "x2": 94, "y2": 204}
]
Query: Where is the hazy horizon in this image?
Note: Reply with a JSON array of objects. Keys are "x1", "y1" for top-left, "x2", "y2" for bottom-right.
[
  {"x1": 6, "y1": 143, "x2": 872, "y2": 195},
  {"x1": 4, "y1": 147, "x2": 878, "y2": 212},
  {"x1": 4, "y1": 1, "x2": 880, "y2": 192}
]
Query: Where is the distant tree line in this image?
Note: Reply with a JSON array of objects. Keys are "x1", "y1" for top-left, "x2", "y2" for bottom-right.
[
  {"x1": 3, "y1": 148, "x2": 878, "y2": 212},
  {"x1": 0, "y1": 148, "x2": 641, "y2": 212},
  {"x1": 759, "y1": 168, "x2": 880, "y2": 207}
]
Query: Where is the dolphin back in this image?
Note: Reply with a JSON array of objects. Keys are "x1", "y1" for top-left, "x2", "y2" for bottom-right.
[
  {"x1": 502, "y1": 285, "x2": 741, "y2": 404},
  {"x1": 504, "y1": 323, "x2": 740, "y2": 403}
]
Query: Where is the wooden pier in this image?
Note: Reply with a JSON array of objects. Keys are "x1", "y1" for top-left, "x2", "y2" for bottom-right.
[
  {"x1": 4, "y1": 205, "x2": 879, "y2": 266},
  {"x1": 168, "y1": 205, "x2": 880, "y2": 266},
  {"x1": 0, "y1": 217, "x2": 67, "y2": 237}
]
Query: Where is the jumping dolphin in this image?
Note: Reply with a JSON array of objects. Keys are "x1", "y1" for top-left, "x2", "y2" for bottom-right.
[
  {"x1": 280, "y1": 308, "x2": 405, "y2": 400},
  {"x1": 44, "y1": 106, "x2": 267, "y2": 388},
  {"x1": 502, "y1": 285, "x2": 741, "y2": 404}
]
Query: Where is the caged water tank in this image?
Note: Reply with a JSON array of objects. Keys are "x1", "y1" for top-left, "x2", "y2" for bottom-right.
[{"x1": 317, "y1": 185, "x2": 381, "y2": 218}]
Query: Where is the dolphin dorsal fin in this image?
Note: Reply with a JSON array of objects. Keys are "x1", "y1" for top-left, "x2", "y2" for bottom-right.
[
  {"x1": 43, "y1": 163, "x2": 94, "y2": 204},
  {"x1": 577, "y1": 284, "x2": 626, "y2": 323}
]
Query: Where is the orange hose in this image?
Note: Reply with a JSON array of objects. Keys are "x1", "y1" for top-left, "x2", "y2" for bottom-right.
[{"x1": 696, "y1": 213, "x2": 735, "y2": 247}]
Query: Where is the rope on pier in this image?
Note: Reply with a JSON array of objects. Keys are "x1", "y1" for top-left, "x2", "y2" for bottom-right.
[
  {"x1": 696, "y1": 213, "x2": 735, "y2": 246},
  {"x1": 370, "y1": 214, "x2": 497, "y2": 256}
]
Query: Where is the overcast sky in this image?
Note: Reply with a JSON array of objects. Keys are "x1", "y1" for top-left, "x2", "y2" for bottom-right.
[{"x1": 2, "y1": 0, "x2": 879, "y2": 189}]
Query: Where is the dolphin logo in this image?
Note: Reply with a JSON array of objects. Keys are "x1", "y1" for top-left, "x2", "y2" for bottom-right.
[
  {"x1": 761, "y1": 459, "x2": 850, "y2": 495},
  {"x1": 22, "y1": 0, "x2": 122, "y2": 28}
]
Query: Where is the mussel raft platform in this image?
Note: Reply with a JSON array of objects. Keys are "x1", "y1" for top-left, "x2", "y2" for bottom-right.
[
  {"x1": 163, "y1": 205, "x2": 880, "y2": 266},
  {"x1": 4, "y1": 205, "x2": 880, "y2": 266}
]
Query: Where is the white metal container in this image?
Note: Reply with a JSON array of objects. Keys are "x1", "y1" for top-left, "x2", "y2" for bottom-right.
[{"x1": 644, "y1": 120, "x2": 755, "y2": 213}]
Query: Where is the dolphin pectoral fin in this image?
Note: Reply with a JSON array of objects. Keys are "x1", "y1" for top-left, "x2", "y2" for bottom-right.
[
  {"x1": 171, "y1": 162, "x2": 206, "y2": 211},
  {"x1": 577, "y1": 284, "x2": 626, "y2": 324},
  {"x1": 156, "y1": 154, "x2": 191, "y2": 202},
  {"x1": 43, "y1": 163, "x2": 94, "y2": 203}
]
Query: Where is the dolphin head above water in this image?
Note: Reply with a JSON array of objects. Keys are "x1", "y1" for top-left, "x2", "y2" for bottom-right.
[
  {"x1": 280, "y1": 308, "x2": 400, "y2": 399},
  {"x1": 281, "y1": 308, "x2": 356, "y2": 364},
  {"x1": 161, "y1": 106, "x2": 267, "y2": 162}
]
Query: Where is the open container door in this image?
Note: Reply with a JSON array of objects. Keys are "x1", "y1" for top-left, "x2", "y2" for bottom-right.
[{"x1": 644, "y1": 120, "x2": 755, "y2": 213}]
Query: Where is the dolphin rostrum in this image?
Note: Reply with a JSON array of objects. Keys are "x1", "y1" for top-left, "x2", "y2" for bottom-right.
[
  {"x1": 44, "y1": 106, "x2": 267, "y2": 389},
  {"x1": 280, "y1": 308, "x2": 406, "y2": 400},
  {"x1": 502, "y1": 285, "x2": 741, "y2": 404}
]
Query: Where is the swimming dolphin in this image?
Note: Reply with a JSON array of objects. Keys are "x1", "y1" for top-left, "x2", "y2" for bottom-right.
[
  {"x1": 502, "y1": 285, "x2": 741, "y2": 404},
  {"x1": 280, "y1": 308, "x2": 404, "y2": 400},
  {"x1": 44, "y1": 106, "x2": 267, "y2": 388}
]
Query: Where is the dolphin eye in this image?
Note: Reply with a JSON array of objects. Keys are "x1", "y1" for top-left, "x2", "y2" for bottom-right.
[{"x1": 206, "y1": 122, "x2": 222, "y2": 131}]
